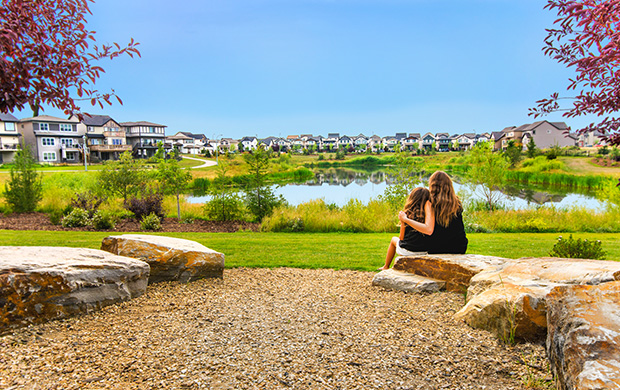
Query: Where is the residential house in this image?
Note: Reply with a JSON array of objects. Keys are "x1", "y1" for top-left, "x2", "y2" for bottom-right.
[
  {"x1": 337, "y1": 135, "x2": 353, "y2": 150},
  {"x1": 166, "y1": 132, "x2": 206, "y2": 155},
  {"x1": 402, "y1": 133, "x2": 420, "y2": 151},
  {"x1": 352, "y1": 134, "x2": 368, "y2": 152},
  {"x1": 18, "y1": 115, "x2": 83, "y2": 163},
  {"x1": 456, "y1": 133, "x2": 476, "y2": 151},
  {"x1": 517, "y1": 121, "x2": 575, "y2": 149},
  {"x1": 490, "y1": 131, "x2": 506, "y2": 151},
  {"x1": 368, "y1": 135, "x2": 382, "y2": 152},
  {"x1": 239, "y1": 136, "x2": 258, "y2": 151},
  {"x1": 122, "y1": 121, "x2": 167, "y2": 158},
  {"x1": 322, "y1": 133, "x2": 339, "y2": 151},
  {"x1": 421, "y1": 133, "x2": 435, "y2": 150},
  {"x1": 79, "y1": 114, "x2": 131, "y2": 161},
  {"x1": 382, "y1": 135, "x2": 399, "y2": 151},
  {"x1": 0, "y1": 113, "x2": 21, "y2": 163},
  {"x1": 435, "y1": 133, "x2": 451, "y2": 151},
  {"x1": 305, "y1": 136, "x2": 321, "y2": 151},
  {"x1": 578, "y1": 129, "x2": 606, "y2": 147}
]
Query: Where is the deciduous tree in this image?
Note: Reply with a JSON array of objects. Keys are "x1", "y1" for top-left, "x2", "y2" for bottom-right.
[
  {"x1": 0, "y1": 0, "x2": 140, "y2": 116},
  {"x1": 531, "y1": 0, "x2": 620, "y2": 146}
]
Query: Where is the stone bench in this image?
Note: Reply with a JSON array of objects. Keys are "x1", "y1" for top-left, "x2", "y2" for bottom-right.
[
  {"x1": 101, "y1": 234, "x2": 225, "y2": 283},
  {"x1": 0, "y1": 246, "x2": 149, "y2": 334},
  {"x1": 373, "y1": 253, "x2": 620, "y2": 390}
]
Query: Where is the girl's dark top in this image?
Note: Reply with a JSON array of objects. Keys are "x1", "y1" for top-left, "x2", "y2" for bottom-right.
[
  {"x1": 399, "y1": 224, "x2": 429, "y2": 252},
  {"x1": 427, "y1": 211, "x2": 468, "y2": 254}
]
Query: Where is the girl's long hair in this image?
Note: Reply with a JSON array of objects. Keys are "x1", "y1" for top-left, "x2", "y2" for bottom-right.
[
  {"x1": 429, "y1": 171, "x2": 462, "y2": 227},
  {"x1": 403, "y1": 187, "x2": 430, "y2": 222}
]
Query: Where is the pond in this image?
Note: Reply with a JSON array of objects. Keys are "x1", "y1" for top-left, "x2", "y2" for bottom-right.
[{"x1": 188, "y1": 168, "x2": 608, "y2": 211}]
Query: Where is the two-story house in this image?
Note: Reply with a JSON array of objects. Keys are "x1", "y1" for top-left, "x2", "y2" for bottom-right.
[
  {"x1": 239, "y1": 136, "x2": 258, "y2": 151},
  {"x1": 79, "y1": 114, "x2": 131, "y2": 161},
  {"x1": 18, "y1": 115, "x2": 83, "y2": 163},
  {"x1": 166, "y1": 132, "x2": 207, "y2": 155},
  {"x1": 421, "y1": 133, "x2": 436, "y2": 150},
  {"x1": 0, "y1": 113, "x2": 21, "y2": 163},
  {"x1": 519, "y1": 121, "x2": 575, "y2": 149},
  {"x1": 122, "y1": 121, "x2": 167, "y2": 158}
]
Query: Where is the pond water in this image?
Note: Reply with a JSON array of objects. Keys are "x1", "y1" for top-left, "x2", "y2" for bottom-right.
[{"x1": 188, "y1": 168, "x2": 608, "y2": 211}]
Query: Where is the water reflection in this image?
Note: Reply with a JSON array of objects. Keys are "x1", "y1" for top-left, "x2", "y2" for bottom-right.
[{"x1": 188, "y1": 168, "x2": 607, "y2": 211}]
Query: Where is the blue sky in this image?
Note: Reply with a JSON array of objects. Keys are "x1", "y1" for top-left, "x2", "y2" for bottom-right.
[{"x1": 18, "y1": 0, "x2": 597, "y2": 138}]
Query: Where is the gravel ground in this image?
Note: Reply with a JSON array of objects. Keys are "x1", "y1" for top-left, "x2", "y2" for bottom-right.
[{"x1": 0, "y1": 268, "x2": 551, "y2": 389}]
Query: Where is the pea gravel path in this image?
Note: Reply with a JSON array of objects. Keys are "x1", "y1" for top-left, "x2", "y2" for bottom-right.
[{"x1": 0, "y1": 268, "x2": 551, "y2": 389}]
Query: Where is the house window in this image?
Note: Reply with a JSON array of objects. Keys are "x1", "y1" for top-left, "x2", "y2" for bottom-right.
[
  {"x1": 61, "y1": 138, "x2": 74, "y2": 146},
  {"x1": 112, "y1": 139, "x2": 123, "y2": 145},
  {"x1": 43, "y1": 152, "x2": 56, "y2": 161},
  {"x1": 39, "y1": 123, "x2": 49, "y2": 131},
  {"x1": 5, "y1": 122, "x2": 15, "y2": 132},
  {"x1": 88, "y1": 126, "x2": 94, "y2": 132},
  {"x1": 90, "y1": 139, "x2": 102, "y2": 145},
  {"x1": 65, "y1": 152, "x2": 77, "y2": 160},
  {"x1": 60, "y1": 123, "x2": 74, "y2": 132},
  {"x1": 41, "y1": 138, "x2": 55, "y2": 146}
]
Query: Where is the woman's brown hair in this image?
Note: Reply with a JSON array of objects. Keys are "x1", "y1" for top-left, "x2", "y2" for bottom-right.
[
  {"x1": 403, "y1": 187, "x2": 430, "y2": 223},
  {"x1": 428, "y1": 171, "x2": 462, "y2": 227}
]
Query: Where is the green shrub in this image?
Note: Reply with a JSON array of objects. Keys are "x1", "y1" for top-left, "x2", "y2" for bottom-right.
[
  {"x1": 91, "y1": 210, "x2": 116, "y2": 230},
  {"x1": 49, "y1": 209, "x2": 64, "y2": 225},
  {"x1": 62, "y1": 208, "x2": 91, "y2": 228},
  {"x1": 204, "y1": 190, "x2": 245, "y2": 221},
  {"x1": 140, "y1": 213, "x2": 162, "y2": 231},
  {"x1": 4, "y1": 147, "x2": 42, "y2": 213},
  {"x1": 71, "y1": 191, "x2": 105, "y2": 218},
  {"x1": 549, "y1": 234, "x2": 606, "y2": 259}
]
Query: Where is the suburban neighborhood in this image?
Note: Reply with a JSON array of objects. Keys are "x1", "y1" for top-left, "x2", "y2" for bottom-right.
[{"x1": 0, "y1": 113, "x2": 608, "y2": 164}]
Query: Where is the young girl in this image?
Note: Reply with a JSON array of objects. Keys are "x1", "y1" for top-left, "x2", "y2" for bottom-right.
[
  {"x1": 379, "y1": 187, "x2": 431, "y2": 270},
  {"x1": 398, "y1": 171, "x2": 468, "y2": 254}
]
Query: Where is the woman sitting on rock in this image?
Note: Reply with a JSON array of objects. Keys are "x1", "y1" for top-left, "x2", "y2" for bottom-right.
[
  {"x1": 398, "y1": 170, "x2": 468, "y2": 255},
  {"x1": 378, "y1": 187, "x2": 431, "y2": 270}
]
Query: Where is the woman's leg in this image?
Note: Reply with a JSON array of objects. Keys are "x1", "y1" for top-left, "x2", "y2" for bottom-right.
[{"x1": 379, "y1": 237, "x2": 400, "y2": 270}]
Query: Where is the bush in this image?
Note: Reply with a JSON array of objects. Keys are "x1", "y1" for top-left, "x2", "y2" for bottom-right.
[
  {"x1": 91, "y1": 210, "x2": 116, "y2": 230},
  {"x1": 204, "y1": 190, "x2": 245, "y2": 221},
  {"x1": 71, "y1": 191, "x2": 105, "y2": 218},
  {"x1": 549, "y1": 234, "x2": 606, "y2": 259},
  {"x1": 125, "y1": 193, "x2": 164, "y2": 221},
  {"x1": 4, "y1": 147, "x2": 42, "y2": 212},
  {"x1": 140, "y1": 213, "x2": 162, "y2": 231},
  {"x1": 61, "y1": 208, "x2": 91, "y2": 228},
  {"x1": 49, "y1": 209, "x2": 64, "y2": 225}
]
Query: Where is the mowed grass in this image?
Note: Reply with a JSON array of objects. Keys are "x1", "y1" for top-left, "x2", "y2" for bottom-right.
[{"x1": 2, "y1": 231, "x2": 619, "y2": 271}]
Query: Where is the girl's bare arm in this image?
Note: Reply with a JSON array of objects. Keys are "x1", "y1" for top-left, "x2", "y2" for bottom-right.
[
  {"x1": 398, "y1": 222, "x2": 406, "y2": 240},
  {"x1": 398, "y1": 201, "x2": 435, "y2": 235}
]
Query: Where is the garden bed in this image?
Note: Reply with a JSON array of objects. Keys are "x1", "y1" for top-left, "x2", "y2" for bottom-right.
[{"x1": 0, "y1": 212, "x2": 260, "y2": 233}]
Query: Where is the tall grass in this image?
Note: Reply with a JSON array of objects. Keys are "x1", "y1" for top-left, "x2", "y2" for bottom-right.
[{"x1": 262, "y1": 198, "x2": 398, "y2": 233}]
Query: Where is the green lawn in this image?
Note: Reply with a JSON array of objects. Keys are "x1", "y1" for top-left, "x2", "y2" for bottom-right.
[{"x1": 2, "y1": 231, "x2": 619, "y2": 271}]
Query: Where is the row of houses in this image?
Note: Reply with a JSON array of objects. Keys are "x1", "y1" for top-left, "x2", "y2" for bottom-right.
[
  {"x1": 0, "y1": 113, "x2": 166, "y2": 164},
  {"x1": 0, "y1": 112, "x2": 606, "y2": 164}
]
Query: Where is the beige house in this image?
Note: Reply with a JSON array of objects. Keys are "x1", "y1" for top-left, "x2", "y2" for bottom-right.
[
  {"x1": 0, "y1": 113, "x2": 21, "y2": 163},
  {"x1": 79, "y1": 114, "x2": 131, "y2": 161},
  {"x1": 18, "y1": 115, "x2": 83, "y2": 163},
  {"x1": 519, "y1": 121, "x2": 575, "y2": 149}
]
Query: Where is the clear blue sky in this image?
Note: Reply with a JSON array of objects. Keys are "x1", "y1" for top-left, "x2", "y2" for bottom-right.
[{"x1": 18, "y1": 0, "x2": 598, "y2": 138}]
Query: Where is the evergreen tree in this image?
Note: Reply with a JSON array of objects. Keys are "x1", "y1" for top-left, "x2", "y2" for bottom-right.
[
  {"x1": 4, "y1": 147, "x2": 42, "y2": 212},
  {"x1": 526, "y1": 138, "x2": 538, "y2": 158}
]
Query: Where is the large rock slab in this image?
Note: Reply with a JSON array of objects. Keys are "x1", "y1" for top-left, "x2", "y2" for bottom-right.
[
  {"x1": 392, "y1": 254, "x2": 508, "y2": 293},
  {"x1": 0, "y1": 246, "x2": 149, "y2": 334},
  {"x1": 101, "y1": 235, "x2": 225, "y2": 283},
  {"x1": 546, "y1": 281, "x2": 620, "y2": 390},
  {"x1": 455, "y1": 257, "x2": 620, "y2": 342},
  {"x1": 372, "y1": 269, "x2": 445, "y2": 293}
]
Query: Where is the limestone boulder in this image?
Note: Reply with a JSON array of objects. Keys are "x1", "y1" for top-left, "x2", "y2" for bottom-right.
[
  {"x1": 455, "y1": 257, "x2": 620, "y2": 341},
  {"x1": 0, "y1": 246, "x2": 149, "y2": 334},
  {"x1": 101, "y1": 234, "x2": 224, "y2": 283},
  {"x1": 392, "y1": 254, "x2": 508, "y2": 293},
  {"x1": 546, "y1": 281, "x2": 620, "y2": 390},
  {"x1": 372, "y1": 269, "x2": 445, "y2": 293}
]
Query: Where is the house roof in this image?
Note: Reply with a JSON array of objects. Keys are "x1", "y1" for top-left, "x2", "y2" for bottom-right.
[
  {"x1": 20, "y1": 115, "x2": 78, "y2": 124},
  {"x1": 0, "y1": 113, "x2": 18, "y2": 122},
  {"x1": 409, "y1": 133, "x2": 421, "y2": 138},
  {"x1": 240, "y1": 136, "x2": 257, "y2": 142},
  {"x1": 491, "y1": 131, "x2": 504, "y2": 140},
  {"x1": 120, "y1": 121, "x2": 166, "y2": 127},
  {"x1": 327, "y1": 133, "x2": 340, "y2": 138},
  {"x1": 395, "y1": 132, "x2": 407, "y2": 140},
  {"x1": 82, "y1": 114, "x2": 116, "y2": 127}
]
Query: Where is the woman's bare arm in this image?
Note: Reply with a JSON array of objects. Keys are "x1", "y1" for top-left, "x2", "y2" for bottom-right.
[
  {"x1": 398, "y1": 222, "x2": 406, "y2": 240},
  {"x1": 398, "y1": 201, "x2": 435, "y2": 235}
]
